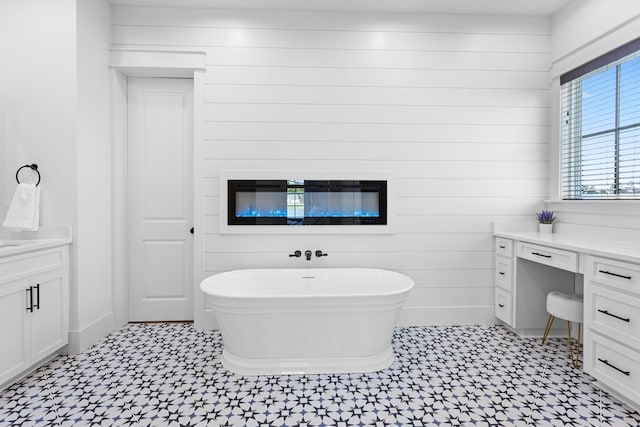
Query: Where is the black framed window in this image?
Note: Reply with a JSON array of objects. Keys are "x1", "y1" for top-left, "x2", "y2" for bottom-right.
[{"x1": 561, "y1": 37, "x2": 640, "y2": 199}]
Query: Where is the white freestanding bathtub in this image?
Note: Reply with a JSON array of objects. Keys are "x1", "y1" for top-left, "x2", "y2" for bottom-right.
[{"x1": 200, "y1": 268, "x2": 414, "y2": 376}]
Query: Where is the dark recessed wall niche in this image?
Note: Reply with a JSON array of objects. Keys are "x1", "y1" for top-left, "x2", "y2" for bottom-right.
[{"x1": 227, "y1": 180, "x2": 387, "y2": 226}]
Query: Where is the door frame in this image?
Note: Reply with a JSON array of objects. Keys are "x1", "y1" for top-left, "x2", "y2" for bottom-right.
[{"x1": 110, "y1": 49, "x2": 206, "y2": 329}]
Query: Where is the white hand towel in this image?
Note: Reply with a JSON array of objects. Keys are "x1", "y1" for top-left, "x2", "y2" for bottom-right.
[{"x1": 2, "y1": 183, "x2": 40, "y2": 231}]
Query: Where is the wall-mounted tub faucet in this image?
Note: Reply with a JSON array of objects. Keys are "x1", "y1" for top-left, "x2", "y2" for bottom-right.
[
  {"x1": 315, "y1": 250, "x2": 328, "y2": 258},
  {"x1": 305, "y1": 250, "x2": 312, "y2": 261},
  {"x1": 289, "y1": 250, "x2": 302, "y2": 258}
]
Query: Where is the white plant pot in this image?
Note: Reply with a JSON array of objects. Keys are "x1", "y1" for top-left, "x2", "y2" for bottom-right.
[{"x1": 539, "y1": 223, "x2": 553, "y2": 234}]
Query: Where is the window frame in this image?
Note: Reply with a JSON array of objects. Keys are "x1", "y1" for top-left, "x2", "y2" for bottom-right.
[{"x1": 560, "y1": 37, "x2": 640, "y2": 200}]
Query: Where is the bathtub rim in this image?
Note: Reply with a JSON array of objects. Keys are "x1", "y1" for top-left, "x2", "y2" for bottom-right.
[{"x1": 199, "y1": 267, "x2": 415, "y2": 300}]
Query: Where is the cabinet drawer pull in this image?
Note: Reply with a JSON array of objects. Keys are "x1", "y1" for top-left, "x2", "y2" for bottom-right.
[
  {"x1": 33, "y1": 284, "x2": 40, "y2": 310},
  {"x1": 597, "y1": 309, "x2": 630, "y2": 323},
  {"x1": 531, "y1": 252, "x2": 551, "y2": 258},
  {"x1": 498, "y1": 272, "x2": 505, "y2": 276},
  {"x1": 499, "y1": 245, "x2": 506, "y2": 249},
  {"x1": 498, "y1": 303, "x2": 505, "y2": 308},
  {"x1": 26, "y1": 287, "x2": 33, "y2": 312},
  {"x1": 598, "y1": 270, "x2": 632, "y2": 280},
  {"x1": 597, "y1": 358, "x2": 630, "y2": 376}
]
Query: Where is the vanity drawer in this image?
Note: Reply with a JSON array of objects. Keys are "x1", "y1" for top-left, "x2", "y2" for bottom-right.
[
  {"x1": 585, "y1": 332, "x2": 640, "y2": 406},
  {"x1": 0, "y1": 247, "x2": 67, "y2": 283},
  {"x1": 517, "y1": 242, "x2": 577, "y2": 273},
  {"x1": 495, "y1": 238, "x2": 513, "y2": 259},
  {"x1": 495, "y1": 257, "x2": 513, "y2": 292},
  {"x1": 588, "y1": 257, "x2": 640, "y2": 295},
  {"x1": 586, "y1": 284, "x2": 640, "y2": 349},
  {"x1": 495, "y1": 288, "x2": 513, "y2": 326}
]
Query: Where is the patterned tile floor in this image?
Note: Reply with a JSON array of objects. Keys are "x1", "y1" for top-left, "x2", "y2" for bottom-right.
[{"x1": 1, "y1": 323, "x2": 639, "y2": 426}]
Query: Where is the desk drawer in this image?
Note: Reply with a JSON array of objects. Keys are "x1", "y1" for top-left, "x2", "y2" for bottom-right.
[
  {"x1": 495, "y1": 257, "x2": 513, "y2": 292},
  {"x1": 588, "y1": 257, "x2": 640, "y2": 296},
  {"x1": 585, "y1": 333, "x2": 640, "y2": 406},
  {"x1": 517, "y1": 242, "x2": 578, "y2": 273},
  {"x1": 586, "y1": 283, "x2": 640, "y2": 349},
  {"x1": 495, "y1": 288, "x2": 513, "y2": 326},
  {"x1": 495, "y1": 238, "x2": 513, "y2": 259}
]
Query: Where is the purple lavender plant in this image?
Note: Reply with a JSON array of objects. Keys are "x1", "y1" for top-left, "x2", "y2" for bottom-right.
[{"x1": 536, "y1": 210, "x2": 556, "y2": 224}]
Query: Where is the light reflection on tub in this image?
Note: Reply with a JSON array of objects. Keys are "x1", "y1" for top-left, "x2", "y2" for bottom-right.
[{"x1": 200, "y1": 268, "x2": 414, "y2": 376}]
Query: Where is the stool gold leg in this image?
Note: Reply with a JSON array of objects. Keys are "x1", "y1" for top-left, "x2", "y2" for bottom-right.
[
  {"x1": 567, "y1": 321, "x2": 581, "y2": 368},
  {"x1": 541, "y1": 314, "x2": 555, "y2": 345},
  {"x1": 570, "y1": 322, "x2": 582, "y2": 369},
  {"x1": 568, "y1": 321, "x2": 573, "y2": 363}
]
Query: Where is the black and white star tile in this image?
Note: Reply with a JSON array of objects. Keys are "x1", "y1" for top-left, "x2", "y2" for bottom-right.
[{"x1": 1, "y1": 324, "x2": 638, "y2": 426}]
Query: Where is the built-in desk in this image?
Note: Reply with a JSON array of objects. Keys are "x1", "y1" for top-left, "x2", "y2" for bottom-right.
[
  {"x1": 494, "y1": 230, "x2": 640, "y2": 272},
  {"x1": 493, "y1": 224, "x2": 640, "y2": 411}
]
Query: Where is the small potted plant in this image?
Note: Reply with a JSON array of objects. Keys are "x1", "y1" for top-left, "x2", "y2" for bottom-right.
[{"x1": 536, "y1": 210, "x2": 556, "y2": 233}]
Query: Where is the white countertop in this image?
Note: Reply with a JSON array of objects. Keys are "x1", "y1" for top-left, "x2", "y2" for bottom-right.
[
  {"x1": 0, "y1": 226, "x2": 72, "y2": 258},
  {"x1": 494, "y1": 230, "x2": 640, "y2": 265},
  {"x1": 0, "y1": 238, "x2": 72, "y2": 258}
]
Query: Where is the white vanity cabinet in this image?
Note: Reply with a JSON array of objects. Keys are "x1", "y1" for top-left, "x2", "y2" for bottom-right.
[
  {"x1": 494, "y1": 237, "x2": 514, "y2": 325},
  {"x1": 0, "y1": 245, "x2": 69, "y2": 387},
  {"x1": 494, "y1": 226, "x2": 640, "y2": 411},
  {"x1": 584, "y1": 255, "x2": 640, "y2": 409}
]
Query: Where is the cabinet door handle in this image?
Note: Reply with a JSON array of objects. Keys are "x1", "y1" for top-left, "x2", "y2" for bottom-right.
[
  {"x1": 598, "y1": 270, "x2": 632, "y2": 280},
  {"x1": 499, "y1": 245, "x2": 506, "y2": 249},
  {"x1": 597, "y1": 309, "x2": 630, "y2": 323},
  {"x1": 531, "y1": 252, "x2": 552, "y2": 258},
  {"x1": 498, "y1": 304, "x2": 505, "y2": 308},
  {"x1": 33, "y1": 284, "x2": 40, "y2": 310},
  {"x1": 597, "y1": 358, "x2": 630, "y2": 376},
  {"x1": 26, "y1": 287, "x2": 33, "y2": 312}
]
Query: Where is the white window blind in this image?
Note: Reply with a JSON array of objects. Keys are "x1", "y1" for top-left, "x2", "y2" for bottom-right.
[{"x1": 561, "y1": 38, "x2": 640, "y2": 200}]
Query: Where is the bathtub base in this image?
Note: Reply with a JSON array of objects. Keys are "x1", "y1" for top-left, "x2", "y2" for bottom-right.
[{"x1": 221, "y1": 347, "x2": 395, "y2": 376}]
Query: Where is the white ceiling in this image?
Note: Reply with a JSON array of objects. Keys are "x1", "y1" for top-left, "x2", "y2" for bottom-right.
[{"x1": 109, "y1": 0, "x2": 575, "y2": 16}]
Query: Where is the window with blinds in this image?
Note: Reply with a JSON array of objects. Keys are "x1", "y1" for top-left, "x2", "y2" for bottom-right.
[{"x1": 561, "y1": 38, "x2": 640, "y2": 199}]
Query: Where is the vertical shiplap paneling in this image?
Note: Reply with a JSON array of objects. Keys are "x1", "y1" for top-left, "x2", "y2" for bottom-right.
[{"x1": 112, "y1": 7, "x2": 551, "y2": 326}]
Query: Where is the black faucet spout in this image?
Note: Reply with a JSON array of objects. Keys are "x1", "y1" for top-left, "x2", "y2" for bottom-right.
[{"x1": 305, "y1": 250, "x2": 312, "y2": 261}]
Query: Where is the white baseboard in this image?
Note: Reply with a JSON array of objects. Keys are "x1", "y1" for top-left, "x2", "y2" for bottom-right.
[
  {"x1": 397, "y1": 306, "x2": 498, "y2": 326},
  {"x1": 62, "y1": 312, "x2": 115, "y2": 354}
]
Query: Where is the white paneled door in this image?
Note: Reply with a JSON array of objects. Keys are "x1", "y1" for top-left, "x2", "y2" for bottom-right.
[{"x1": 128, "y1": 78, "x2": 194, "y2": 321}]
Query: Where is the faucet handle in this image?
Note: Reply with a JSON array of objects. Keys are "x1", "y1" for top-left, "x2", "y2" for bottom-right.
[
  {"x1": 289, "y1": 250, "x2": 302, "y2": 258},
  {"x1": 315, "y1": 250, "x2": 328, "y2": 257}
]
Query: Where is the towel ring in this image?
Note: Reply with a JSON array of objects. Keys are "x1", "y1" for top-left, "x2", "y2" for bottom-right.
[{"x1": 16, "y1": 164, "x2": 41, "y2": 187}]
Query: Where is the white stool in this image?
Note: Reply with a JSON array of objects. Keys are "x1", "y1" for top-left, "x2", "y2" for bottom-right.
[{"x1": 541, "y1": 291, "x2": 583, "y2": 368}]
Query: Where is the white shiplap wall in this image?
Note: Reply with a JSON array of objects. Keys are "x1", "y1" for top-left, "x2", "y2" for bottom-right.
[{"x1": 111, "y1": 7, "x2": 551, "y2": 326}]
